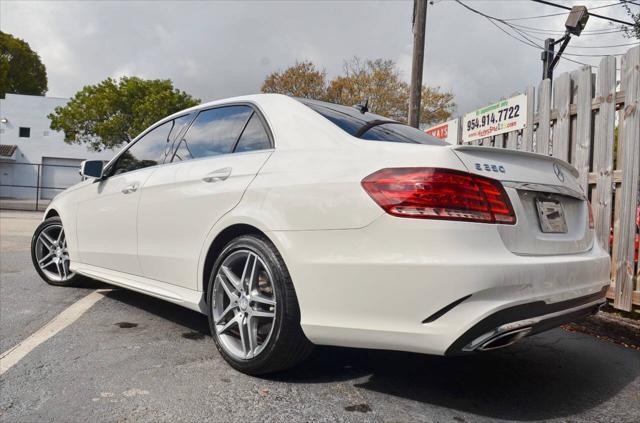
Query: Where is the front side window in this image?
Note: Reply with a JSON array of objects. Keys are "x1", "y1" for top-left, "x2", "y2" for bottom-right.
[
  {"x1": 172, "y1": 106, "x2": 253, "y2": 162},
  {"x1": 111, "y1": 119, "x2": 177, "y2": 175}
]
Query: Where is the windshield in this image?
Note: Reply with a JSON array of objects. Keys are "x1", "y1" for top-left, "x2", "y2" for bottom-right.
[{"x1": 298, "y1": 98, "x2": 447, "y2": 146}]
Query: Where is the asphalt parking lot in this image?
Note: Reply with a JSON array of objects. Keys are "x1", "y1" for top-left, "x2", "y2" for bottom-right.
[{"x1": 1, "y1": 211, "x2": 639, "y2": 422}]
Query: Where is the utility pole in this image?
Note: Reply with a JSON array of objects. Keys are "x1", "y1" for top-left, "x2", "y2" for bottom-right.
[{"x1": 408, "y1": 0, "x2": 427, "y2": 128}]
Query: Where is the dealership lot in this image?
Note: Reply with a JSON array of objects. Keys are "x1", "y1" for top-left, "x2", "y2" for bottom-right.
[{"x1": 1, "y1": 211, "x2": 639, "y2": 422}]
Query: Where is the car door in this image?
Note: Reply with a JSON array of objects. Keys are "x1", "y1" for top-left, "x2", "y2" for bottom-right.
[
  {"x1": 137, "y1": 105, "x2": 274, "y2": 289},
  {"x1": 75, "y1": 116, "x2": 190, "y2": 275}
]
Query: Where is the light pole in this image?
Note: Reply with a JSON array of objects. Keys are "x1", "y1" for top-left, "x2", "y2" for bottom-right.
[{"x1": 541, "y1": 5, "x2": 590, "y2": 84}]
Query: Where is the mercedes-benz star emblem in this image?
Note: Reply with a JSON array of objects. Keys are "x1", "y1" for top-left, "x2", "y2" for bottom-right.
[{"x1": 553, "y1": 162, "x2": 565, "y2": 182}]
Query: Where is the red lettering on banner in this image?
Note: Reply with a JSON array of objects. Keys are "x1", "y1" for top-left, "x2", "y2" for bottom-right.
[{"x1": 426, "y1": 124, "x2": 449, "y2": 140}]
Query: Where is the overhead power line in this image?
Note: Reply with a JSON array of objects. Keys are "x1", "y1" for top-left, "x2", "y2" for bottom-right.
[
  {"x1": 569, "y1": 42, "x2": 640, "y2": 49},
  {"x1": 507, "y1": 23, "x2": 624, "y2": 36},
  {"x1": 504, "y1": 1, "x2": 638, "y2": 21},
  {"x1": 453, "y1": 0, "x2": 598, "y2": 68},
  {"x1": 453, "y1": 1, "x2": 636, "y2": 56},
  {"x1": 506, "y1": 27, "x2": 626, "y2": 43},
  {"x1": 529, "y1": 0, "x2": 635, "y2": 26},
  {"x1": 490, "y1": 21, "x2": 597, "y2": 67}
]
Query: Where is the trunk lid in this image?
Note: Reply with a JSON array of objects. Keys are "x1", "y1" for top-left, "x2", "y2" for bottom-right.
[{"x1": 451, "y1": 145, "x2": 593, "y2": 256}]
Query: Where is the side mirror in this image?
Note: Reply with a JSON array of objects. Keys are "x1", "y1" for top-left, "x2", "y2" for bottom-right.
[{"x1": 80, "y1": 160, "x2": 104, "y2": 179}]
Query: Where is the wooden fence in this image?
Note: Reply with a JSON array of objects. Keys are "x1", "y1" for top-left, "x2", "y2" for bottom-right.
[{"x1": 458, "y1": 45, "x2": 639, "y2": 311}]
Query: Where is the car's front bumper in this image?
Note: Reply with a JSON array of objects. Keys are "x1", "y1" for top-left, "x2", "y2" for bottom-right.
[{"x1": 268, "y1": 214, "x2": 611, "y2": 355}]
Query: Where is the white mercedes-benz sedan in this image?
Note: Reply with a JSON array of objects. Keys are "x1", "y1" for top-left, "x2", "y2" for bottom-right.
[{"x1": 32, "y1": 94, "x2": 611, "y2": 374}]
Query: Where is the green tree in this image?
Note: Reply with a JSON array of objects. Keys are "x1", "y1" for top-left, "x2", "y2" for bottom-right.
[
  {"x1": 325, "y1": 58, "x2": 409, "y2": 121},
  {"x1": 261, "y1": 61, "x2": 327, "y2": 99},
  {"x1": 48, "y1": 77, "x2": 199, "y2": 151},
  {"x1": 261, "y1": 57, "x2": 455, "y2": 126},
  {"x1": 420, "y1": 85, "x2": 456, "y2": 125},
  {"x1": 0, "y1": 31, "x2": 48, "y2": 98},
  {"x1": 325, "y1": 57, "x2": 455, "y2": 125}
]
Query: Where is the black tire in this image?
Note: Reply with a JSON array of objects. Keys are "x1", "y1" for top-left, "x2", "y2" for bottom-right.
[
  {"x1": 206, "y1": 234, "x2": 314, "y2": 375},
  {"x1": 31, "y1": 217, "x2": 85, "y2": 287}
]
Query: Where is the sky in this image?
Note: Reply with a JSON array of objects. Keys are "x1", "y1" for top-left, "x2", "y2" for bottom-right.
[{"x1": 1, "y1": 0, "x2": 638, "y2": 117}]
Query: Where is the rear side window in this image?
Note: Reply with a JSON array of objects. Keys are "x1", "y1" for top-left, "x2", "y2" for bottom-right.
[
  {"x1": 303, "y1": 104, "x2": 363, "y2": 135},
  {"x1": 300, "y1": 99, "x2": 446, "y2": 146},
  {"x1": 168, "y1": 114, "x2": 193, "y2": 144},
  {"x1": 360, "y1": 123, "x2": 446, "y2": 145},
  {"x1": 234, "y1": 113, "x2": 271, "y2": 153},
  {"x1": 173, "y1": 106, "x2": 252, "y2": 161}
]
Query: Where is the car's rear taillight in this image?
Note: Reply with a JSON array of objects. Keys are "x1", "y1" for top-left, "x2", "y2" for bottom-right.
[
  {"x1": 587, "y1": 200, "x2": 595, "y2": 229},
  {"x1": 361, "y1": 168, "x2": 516, "y2": 224}
]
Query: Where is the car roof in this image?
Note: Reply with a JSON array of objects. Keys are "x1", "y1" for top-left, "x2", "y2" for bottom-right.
[
  {"x1": 155, "y1": 94, "x2": 279, "y2": 123},
  {"x1": 143, "y1": 93, "x2": 445, "y2": 151},
  {"x1": 161, "y1": 94, "x2": 398, "y2": 124}
]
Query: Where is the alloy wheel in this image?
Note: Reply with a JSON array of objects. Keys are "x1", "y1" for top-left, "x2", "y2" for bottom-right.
[
  {"x1": 212, "y1": 249, "x2": 277, "y2": 360},
  {"x1": 34, "y1": 223, "x2": 74, "y2": 282}
]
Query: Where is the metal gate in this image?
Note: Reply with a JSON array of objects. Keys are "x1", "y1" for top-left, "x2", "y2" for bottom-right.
[{"x1": 0, "y1": 161, "x2": 84, "y2": 211}]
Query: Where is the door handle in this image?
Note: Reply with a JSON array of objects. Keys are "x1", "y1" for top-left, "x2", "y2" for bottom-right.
[
  {"x1": 202, "y1": 167, "x2": 232, "y2": 183},
  {"x1": 121, "y1": 183, "x2": 139, "y2": 194}
]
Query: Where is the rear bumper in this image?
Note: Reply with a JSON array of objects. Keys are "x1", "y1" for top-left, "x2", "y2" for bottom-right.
[
  {"x1": 445, "y1": 287, "x2": 606, "y2": 355},
  {"x1": 268, "y1": 214, "x2": 611, "y2": 355}
]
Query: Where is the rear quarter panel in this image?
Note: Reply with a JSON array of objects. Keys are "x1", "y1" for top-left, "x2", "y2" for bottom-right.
[{"x1": 234, "y1": 142, "x2": 467, "y2": 231}]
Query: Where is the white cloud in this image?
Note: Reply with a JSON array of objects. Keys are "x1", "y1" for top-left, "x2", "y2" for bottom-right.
[{"x1": 1, "y1": 0, "x2": 635, "y2": 116}]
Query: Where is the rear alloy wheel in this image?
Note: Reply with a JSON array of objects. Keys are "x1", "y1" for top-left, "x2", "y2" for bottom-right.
[
  {"x1": 212, "y1": 249, "x2": 277, "y2": 360},
  {"x1": 31, "y1": 217, "x2": 82, "y2": 286},
  {"x1": 207, "y1": 235, "x2": 313, "y2": 375}
]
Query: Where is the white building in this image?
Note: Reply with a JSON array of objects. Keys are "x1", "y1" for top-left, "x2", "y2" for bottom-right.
[{"x1": 0, "y1": 94, "x2": 114, "y2": 205}]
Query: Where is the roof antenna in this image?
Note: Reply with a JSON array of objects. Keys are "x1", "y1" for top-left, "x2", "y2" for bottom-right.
[{"x1": 354, "y1": 98, "x2": 369, "y2": 114}]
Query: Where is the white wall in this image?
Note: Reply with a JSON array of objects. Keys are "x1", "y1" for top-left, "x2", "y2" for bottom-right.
[
  {"x1": 0, "y1": 93, "x2": 116, "y2": 164},
  {"x1": 0, "y1": 94, "x2": 116, "y2": 200}
]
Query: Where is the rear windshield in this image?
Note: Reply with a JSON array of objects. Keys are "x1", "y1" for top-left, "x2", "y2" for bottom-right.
[{"x1": 299, "y1": 99, "x2": 446, "y2": 146}]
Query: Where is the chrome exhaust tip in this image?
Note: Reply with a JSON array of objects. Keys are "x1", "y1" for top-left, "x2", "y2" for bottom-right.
[{"x1": 477, "y1": 327, "x2": 532, "y2": 351}]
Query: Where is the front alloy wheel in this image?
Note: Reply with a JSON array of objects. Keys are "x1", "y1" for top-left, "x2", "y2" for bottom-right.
[{"x1": 31, "y1": 217, "x2": 81, "y2": 286}]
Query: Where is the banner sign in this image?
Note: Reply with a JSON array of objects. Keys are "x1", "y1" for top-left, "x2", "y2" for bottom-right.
[
  {"x1": 461, "y1": 93, "x2": 527, "y2": 143},
  {"x1": 425, "y1": 118, "x2": 459, "y2": 145}
]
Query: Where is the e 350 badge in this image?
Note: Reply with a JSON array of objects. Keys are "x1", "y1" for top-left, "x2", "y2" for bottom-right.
[{"x1": 475, "y1": 163, "x2": 506, "y2": 173}]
